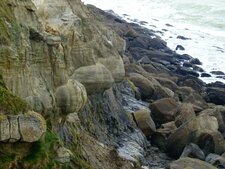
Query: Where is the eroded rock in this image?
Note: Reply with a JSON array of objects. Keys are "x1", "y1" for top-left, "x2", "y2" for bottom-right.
[
  {"x1": 127, "y1": 73, "x2": 155, "y2": 100},
  {"x1": 180, "y1": 143, "x2": 205, "y2": 160},
  {"x1": 132, "y1": 109, "x2": 156, "y2": 137},
  {"x1": 19, "y1": 111, "x2": 46, "y2": 142},
  {"x1": 0, "y1": 111, "x2": 46, "y2": 143},
  {"x1": 175, "y1": 103, "x2": 196, "y2": 127},
  {"x1": 167, "y1": 115, "x2": 225, "y2": 158},
  {"x1": 150, "y1": 98, "x2": 178, "y2": 125},
  {"x1": 167, "y1": 157, "x2": 217, "y2": 169},
  {"x1": 55, "y1": 79, "x2": 87, "y2": 114},
  {"x1": 0, "y1": 115, "x2": 10, "y2": 141},
  {"x1": 8, "y1": 115, "x2": 20, "y2": 142},
  {"x1": 72, "y1": 64, "x2": 114, "y2": 94}
]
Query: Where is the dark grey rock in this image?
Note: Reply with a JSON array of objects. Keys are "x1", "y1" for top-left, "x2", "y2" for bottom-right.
[
  {"x1": 180, "y1": 143, "x2": 205, "y2": 160},
  {"x1": 174, "y1": 54, "x2": 192, "y2": 61},
  {"x1": 183, "y1": 62, "x2": 193, "y2": 68},
  {"x1": 176, "y1": 67, "x2": 199, "y2": 77},
  {"x1": 193, "y1": 66, "x2": 204, "y2": 72},
  {"x1": 190, "y1": 58, "x2": 202, "y2": 65},
  {"x1": 205, "y1": 87, "x2": 225, "y2": 105},
  {"x1": 177, "y1": 35, "x2": 191, "y2": 40},
  {"x1": 211, "y1": 71, "x2": 225, "y2": 75},
  {"x1": 175, "y1": 45, "x2": 185, "y2": 51},
  {"x1": 165, "y1": 24, "x2": 173, "y2": 27},
  {"x1": 201, "y1": 73, "x2": 212, "y2": 77}
]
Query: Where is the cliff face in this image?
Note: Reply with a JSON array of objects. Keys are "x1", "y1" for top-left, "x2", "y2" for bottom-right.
[
  {"x1": 1, "y1": 0, "x2": 125, "y2": 112},
  {"x1": 0, "y1": 0, "x2": 136, "y2": 168}
]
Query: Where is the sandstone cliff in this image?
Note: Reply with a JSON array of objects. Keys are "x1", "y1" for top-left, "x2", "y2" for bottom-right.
[{"x1": 0, "y1": 0, "x2": 132, "y2": 168}]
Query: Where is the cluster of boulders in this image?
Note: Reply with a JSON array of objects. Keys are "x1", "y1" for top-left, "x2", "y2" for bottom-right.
[
  {"x1": 126, "y1": 63, "x2": 225, "y2": 168},
  {"x1": 88, "y1": 7, "x2": 225, "y2": 168}
]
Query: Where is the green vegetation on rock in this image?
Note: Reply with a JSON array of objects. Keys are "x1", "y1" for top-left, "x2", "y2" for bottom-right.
[
  {"x1": 24, "y1": 131, "x2": 62, "y2": 169},
  {"x1": 0, "y1": 0, "x2": 15, "y2": 45},
  {"x1": 0, "y1": 75, "x2": 29, "y2": 115},
  {"x1": 0, "y1": 154, "x2": 15, "y2": 167},
  {"x1": 66, "y1": 121, "x2": 93, "y2": 169},
  {"x1": 0, "y1": 87, "x2": 29, "y2": 115}
]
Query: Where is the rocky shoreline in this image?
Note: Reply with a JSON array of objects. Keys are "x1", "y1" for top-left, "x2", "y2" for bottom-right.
[
  {"x1": 0, "y1": 0, "x2": 225, "y2": 168},
  {"x1": 87, "y1": 5, "x2": 225, "y2": 169}
]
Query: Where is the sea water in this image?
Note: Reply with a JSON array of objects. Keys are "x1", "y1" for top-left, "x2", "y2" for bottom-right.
[{"x1": 82, "y1": 0, "x2": 225, "y2": 83}]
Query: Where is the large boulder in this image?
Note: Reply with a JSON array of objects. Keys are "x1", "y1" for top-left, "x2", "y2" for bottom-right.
[
  {"x1": 167, "y1": 157, "x2": 217, "y2": 169},
  {"x1": 125, "y1": 64, "x2": 146, "y2": 75},
  {"x1": 142, "y1": 62, "x2": 171, "y2": 74},
  {"x1": 127, "y1": 73, "x2": 155, "y2": 100},
  {"x1": 205, "y1": 87, "x2": 225, "y2": 105},
  {"x1": 72, "y1": 64, "x2": 114, "y2": 94},
  {"x1": 153, "y1": 76, "x2": 178, "y2": 91},
  {"x1": 151, "y1": 121, "x2": 177, "y2": 152},
  {"x1": 150, "y1": 98, "x2": 178, "y2": 126},
  {"x1": 55, "y1": 79, "x2": 87, "y2": 114},
  {"x1": 98, "y1": 57, "x2": 125, "y2": 82},
  {"x1": 180, "y1": 143, "x2": 205, "y2": 160},
  {"x1": 175, "y1": 103, "x2": 196, "y2": 127},
  {"x1": 126, "y1": 67, "x2": 174, "y2": 100},
  {"x1": 167, "y1": 115, "x2": 225, "y2": 158},
  {"x1": 19, "y1": 111, "x2": 46, "y2": 142},
  {"x1": 0, "y1": 111, "x2": 46, "y2": 143},
  {"x1": 176, "y1": 87, "x2": 208, "y2": 112},
  {"x1": 200, "y1": 106, "x2": 225, "y2": 134},
  {"x1": 177, "y1": 75, "x2": 206, "y2": 93},
  {"x1": 132, "y1": 109, "x2": 156, "y2": 137},
  {"x1": 142, "y1": 73, "x2": 175, "y2": 100},
  {"x1": 176, "y1": 67, "x2": 199, "y2": 77}
]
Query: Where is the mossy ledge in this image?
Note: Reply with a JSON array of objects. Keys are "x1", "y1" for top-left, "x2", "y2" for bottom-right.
[
  {"x1": 0, "y1": 87, "x2": 29, "y2": 115},
  {"x1": 0, "y1": 0, "x2": 16, "y2": 45},
  {"x1": 0, "y1": 118, "x2": 92, "y2": 169}
]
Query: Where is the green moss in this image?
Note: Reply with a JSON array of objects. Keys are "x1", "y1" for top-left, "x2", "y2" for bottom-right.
[
  {"x1": 68, "y1": 126, "x2": 93, "y2": 169},
  {"x1": 126, "y1": 78, "x2": 138, "y2": 93},
  {"x1": 24, "y1": 127, "x2": 92, "y2": 169},
  {"x1": 0, "y1": 131, "x2": 61, "y2": 169},
  {"x1": 0, "y1": 75, "x2": 29, "y2": 115},
  {"x1": 25, "y1": 131, "x2": 60, "y2": 163},
  {"x1": 0, "y1": 154, "x2": 15, "y2": 164},
  {"x1": 0, "y1": 0, "x2": 16, "y2": 46},
  {"x1": 0, "y1": 126, "x2": 92, "y2": 169},
  {"x1": 23, "y1": 131, "x2": 65, "y2": 169},
  {"x1": 0, "y1": 87, "x2": 29, "y2": 115}
]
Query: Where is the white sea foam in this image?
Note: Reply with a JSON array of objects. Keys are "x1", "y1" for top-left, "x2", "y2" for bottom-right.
[{"x1": 82, "y1": 0, "x2": 225, "y2": 83}]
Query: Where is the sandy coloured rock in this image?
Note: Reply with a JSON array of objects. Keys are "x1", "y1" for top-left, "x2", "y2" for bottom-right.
[
  {"x1": 55, "y1": 79, "x2": 87, "y2": 113},
  {"x1": 72, "y1": 64, "x2": 114, "y2": 94}
]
